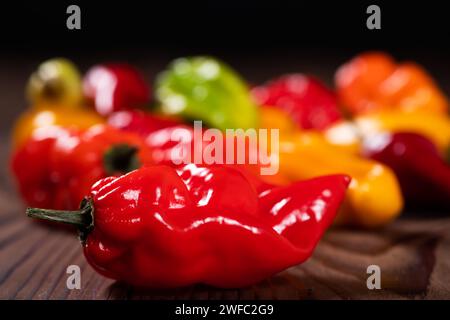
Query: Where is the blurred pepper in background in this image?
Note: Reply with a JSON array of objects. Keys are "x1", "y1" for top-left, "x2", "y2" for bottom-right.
[
  {"x1": 83, "y1": 63, "x2": 150, "y2": 116},
  {"x1": 11, "y1": 125, "x2": 153, "y2": 210},
  {"x1": 107, "y1": 109, "x2": 183, "y2": 137},
  {"x1": 255, "y1": 82, "x2": 404, "y2": 228},
  {"x1": 156, "y1": 56, "x2": 259, "y2": 130},
  {"x1": 275, "y1": 131, "x2": 403, "y2": 228},
  {"x1": 12, "y1": 108, "x2": 103, "y2": 149},
  {"x1": 252, "y1": 74, "x2": 342, "y2": 131},
  {"x1": 354, "y1": 111, "x2": 450, "y2": 155},
  {"x1": 335, "y1": 52, "x2": 449, "y2": 115},
  {"x1": 12, "y1": 58, "x2": 104, "y2": 149},
  {"x1": 363, "y1": 132, "x2": 450, "y2": 209},
  {"x1": 26, "y1": 58, "x2": 83, "y2": 108}
]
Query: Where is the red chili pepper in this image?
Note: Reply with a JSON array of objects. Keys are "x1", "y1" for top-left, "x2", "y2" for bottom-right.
[
  {"x1": 108, "y1": 110, "x2": 183, "y2": 137},
  {"x1": 362, "y1": 132, "x2": 450, "y2": 208},
  {"x1": 10, "y1": 128, "x2": 61, "y2": 210},
  {"x1": 27, "y1": 164, "x2": 350, "y2": 288},
  {"x1": 11, "y1": 125, "x2": 153, "y2": 210},
  {"x1": 83, "y1": 64, "x2": 150, "y2": 116},
  {"x1": 252, "y1": 74, "x2": 342, "y2": 130},
  {"x1": 144, "y1": 124, "x2": 289, "y2": 188},
  {"x1": 108, "y1": 111, "x2": 288, "y2": 186}
]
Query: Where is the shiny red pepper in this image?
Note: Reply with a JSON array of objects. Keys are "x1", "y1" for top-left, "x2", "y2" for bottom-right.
[
  {"x1": 362, "y1": 132, "x2": 450, "y2": 209},
  {"x1": 107, "y1": 110, "x2": 183, "y2": 137},
  {"x1": 11, "y1": 125, "x2": 153, "y2": 210},
  {"x1": 27, "y1": 164, "x2": 350, "y2": 288},
  {"x1": 142, "y1": 124, "x2": 290, "y2": 187},
  {"x1": 252, "y1": 74, "x2": 342, "y2": 130},
  {"x1": 109, "y1": 113, "x2": 272, "y2": 181},
  {"x1": 83, "y1": 64, "x2": 150, "y2": 116}
]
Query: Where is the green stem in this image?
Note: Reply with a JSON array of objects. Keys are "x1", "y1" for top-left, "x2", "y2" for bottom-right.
[
  {"x1": 103, "y1": 143, "x2": 141, "y2": 176},
  {"x1": 26, "y1": 198, "x2": 94, "y2": 240}
]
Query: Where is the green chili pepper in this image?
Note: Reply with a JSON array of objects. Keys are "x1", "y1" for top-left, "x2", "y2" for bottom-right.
[{"x1": 155, "y1": 56, "x2": 259, "y2": 130}]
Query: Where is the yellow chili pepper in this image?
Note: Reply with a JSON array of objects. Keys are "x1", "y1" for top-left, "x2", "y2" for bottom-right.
[
  {"x1": 322, "y1": 120, "x2": 362, "y2": 154},
  {"x1": 259, "y1": 106, "x2": 298, "y2": 134},
  {"x1": 259, "y1": 107, "x2": 403, "y2": 227},
  {"x1": 276, "y1": 132, "x2": 403, "y2": 227},
  {"x1": 27, "y1": 58, "x2": 83, "y2": 109},
  {"x1": 260, "y1": 106, "x2": 362, "y2": 154},
  {"x1": 354, "y1": 111, "x2": 450, "y2": 154},
  {"x1": 12, "y1": 58, "x2": 104, "y2": 149},
  {"x1": 12, "y1": 106, "x2": 104, "y2": 149}
]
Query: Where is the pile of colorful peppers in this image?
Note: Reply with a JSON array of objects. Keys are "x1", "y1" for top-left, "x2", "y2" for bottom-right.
[{"x1": 11, "y1": 52, "x2": 450, "y2": 288}]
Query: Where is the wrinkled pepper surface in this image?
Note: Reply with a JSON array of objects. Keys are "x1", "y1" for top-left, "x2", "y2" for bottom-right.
[
  {"x1": 252, "y1": 74, "x2": 342, "y2": 130},
  {"x1": 11, "y1": 125, "x2": 153, "y2": 210},
  {"x1": 363, "y1": 132, "x2": 450, "y2": 208},
  {"x1": 156, "y1": 56, "x2": 259, "y2": 130},
  {"x1": 27, "y1": 164, "x2": 350, "y2": 288},
  {"x1": 335, "y1": 52, "x2": 449, "y2": 115}
]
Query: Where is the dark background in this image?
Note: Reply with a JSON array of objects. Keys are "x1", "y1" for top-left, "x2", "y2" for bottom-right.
[{"x1": 1, "y1": 0, "x2": 450, "y2": 134}]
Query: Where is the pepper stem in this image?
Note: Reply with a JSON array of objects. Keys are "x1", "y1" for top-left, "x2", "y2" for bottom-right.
[
  {"x1": 26, "y1": 198, "x2": 94, "y2": 240},
  {"x1": 103, "y1": 143, "x2": 141, "y2": 176}
]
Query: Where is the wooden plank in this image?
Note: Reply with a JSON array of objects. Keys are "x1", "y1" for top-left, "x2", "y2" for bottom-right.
[{"x1": 0, "y1": 213, "x2": 450, "y2": 299}]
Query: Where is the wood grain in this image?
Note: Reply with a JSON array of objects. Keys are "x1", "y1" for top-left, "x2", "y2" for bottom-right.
[
  {"x1": 1, "y1": 136, "x2": 450, "y2": 300},
  {"x1": 1, "y1": 199, "x2": 450, "y2": 299}
]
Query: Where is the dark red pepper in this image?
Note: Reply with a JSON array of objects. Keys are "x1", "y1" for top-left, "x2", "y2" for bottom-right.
[
  {"x1": 252, "y1": 74, "x2": 342, "y2": 130},
  {"x1": 11, "y1": 125, "x2": 153, "y2": 210},
  {"x1": 362, "y1": 132, "x2": 450, "y2": 208},
  {"x1": 27, "y1": 164, "x2": 350, "y2": 288},
  {"x1": 83, "y1": 64, "x2": 150, "y2": 116}
]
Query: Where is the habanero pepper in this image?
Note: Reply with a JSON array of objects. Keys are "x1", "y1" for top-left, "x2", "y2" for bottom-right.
[
  {"x1": 144, "y1": 124, "x2": 289, "y2": 187},
  {"x1": 354, "y1": 111, "x2": 450, "y2": 155},
  {"x1": 27, "y1": 58, "x2": 84, "y2": 109},
  {"x1": 83, "y1": 64, "x2": 150, "y2": 116},
  {"x1": 27, "y1": 164, "x2": 350, "y2": 288},
  {"x1": 272, "y1": 132, "x2": 403, "y2": 228},
  {"x1": 13, "y1": 57, "x2": 104, "y2": 149},
  {"x1": 258, "y1": 106, "x2": 361, "y2": 155},
  {"x1": 12, "y1": 108, "x2": 104, "y2": 149},
  {"x1": 11, "y1": 125, "x2": 153, "y2": 210},
  {"x1": 362, "y1": 132, "x2": 450, "y2": 209},
  {"x1": 108, "y1": 108, "x2": 288, "y2": 186},
  {"x1": 335, "y1": 52, "x2": 449, "y2": 116},
  {"x1": 156, "y1": 56, "x2": 259, "y2": 130},
  {"x1": 257, "y1": 105, "x2": 403, "y2": 227},
  {"x1": 107, "y1": 109, "x2": 183, "y2": 137},
  {"x1": 252, "y1": 74, "x2": 342, "y2": 131}
]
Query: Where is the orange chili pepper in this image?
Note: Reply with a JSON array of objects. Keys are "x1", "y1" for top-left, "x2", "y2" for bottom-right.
[{"x1": 335, "y1": 52, "x2": 448, "y2": 116}]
